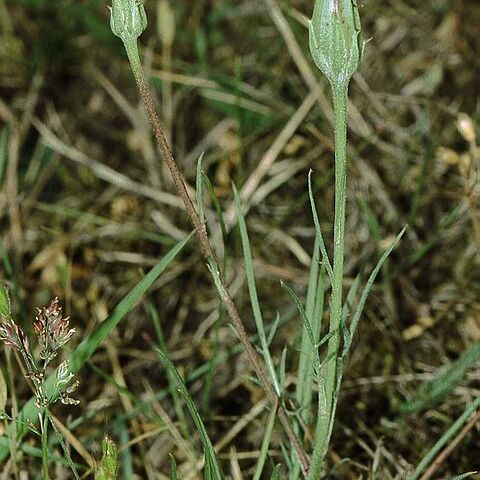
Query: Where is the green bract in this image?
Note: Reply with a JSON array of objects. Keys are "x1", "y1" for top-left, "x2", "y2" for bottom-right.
[
  {"x1": 109, "y1": 0, "x2": 147, "y2": 45},
  {"x1": 309, "y1": 0, "x2": 363, "y2": 86},
  {"x1": 95, "y1": 435, "x2": 118, "y2": 480}
]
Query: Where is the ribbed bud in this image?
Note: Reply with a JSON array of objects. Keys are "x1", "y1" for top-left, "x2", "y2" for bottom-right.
[
  {"x1": 309, "y1": 0, "x2": 363, "y2": 86},
  {"x1": 110, "y1": 0, "x2": 148, "y2": 45}
]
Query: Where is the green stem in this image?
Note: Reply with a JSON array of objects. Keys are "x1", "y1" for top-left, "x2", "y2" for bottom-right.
[
  {"x1": 309, "y1": 81, "x2": 349, "y2": 479},
  {"x1": 41, "y1": 411, "x2": 49, "y2": 480}
]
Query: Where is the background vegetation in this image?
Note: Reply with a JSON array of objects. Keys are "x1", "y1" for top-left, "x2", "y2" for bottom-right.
[{"x1": 0, "y1": 0, "x2": 479, "y2": 478}]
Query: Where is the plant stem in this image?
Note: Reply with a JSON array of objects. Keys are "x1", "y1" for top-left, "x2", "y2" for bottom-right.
[
  {"x1": 41, "y1": 411, "x2": 49, "y2": 480},
  {"x1": 308, "y1": 81, "x2": 349, "y2": 479},
  {"x1": 123, "y1": 40, "x2": 310, "y2": 476}
]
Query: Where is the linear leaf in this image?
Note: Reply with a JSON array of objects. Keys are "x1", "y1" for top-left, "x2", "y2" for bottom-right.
[{"x1": 157, "y1": 350, "x2": 223, "y2": 480}]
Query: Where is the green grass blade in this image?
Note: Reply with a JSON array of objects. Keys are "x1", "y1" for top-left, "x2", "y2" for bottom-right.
[
  {"x1": 295, "y1": 233, "x2": 320, "y2": 439},
  {"x1": 157, "y1": 350, "x2": 224, "y2": 480},
  {"x1": 119, "y1": 421, "x2": 133, "y2": 479},
  {"x1": 270, "y1": 464, "x2": 282, "y2": 479},
  {"x1": 344, "y1": 227, "x2": 406, "y2": 357},
  {"x1": 148, "y1": 299, "x2": 190, "y2": 438},
  {"x1": 449, "y1": 473, "x2": 478, "y2": 480},
  {"x1": 233, "y1": 183, "x2": 280, "y2": 395},
  {"x1": 280, "y1": 281, "x2": 321, "y2": 385},
  {"x1": 169, "y1": 454, "x2": 178, "y2": 480},
  {"x1": 308, "y1": 170, "x2": 333, "y2": 279},
  {"x1": 400, "y1": 342, "x2": 480, "y2": 413},
  {"x1": 0, "y1": 232, "x2": 193, "y2": 462},
  {"x1": 253, "y1": 403, "x2": 277, "y2": 480},
  {"x1": 340, "y1": 271, "x2": 362, "y2": 352},
  {"x1": 203, "y1": 172, "x2": 227, "y2": 242},
  {"x1": 410, "y1": 397, "x2": 480, "y2": 480},
  {"x1": 282, "y1": 281, "x2": 329, "y2": 430}
]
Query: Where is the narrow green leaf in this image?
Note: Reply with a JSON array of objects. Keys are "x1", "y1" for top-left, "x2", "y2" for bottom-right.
[
  {"x1": 345, "y1": 227, "x2": 406, "y2": 357},
  {"x1": 308, "y1": 170, "x2": 333, "y2": 279},
  {"x1": 267, "y1": 313, "x2": 280, "y2": 347},
  {"x1": 270, "y1": 464, "x2": 282, "y2": 480},
  {"x1": 0, "y1": 232, "x2": 193, "y2": 462},
  {"x1": 234, "y1": 183, "x2": 280, "y2": 395},
  {"x1": 400, "y1": 342, "x2": 480, "y2": 413},
  {"x1": 253, "y1": 404, "x2": 277, "y2": 480},
  {"x1": 281, "y1": 281, "x2": 321, "y2": 379},
  {"x1": 449, "y1": 473, "x2": 478, "y2": 480},
  {"x1": 148, "y1": 299, "x2": 190, "y2": 439},
  {"x1": 169, "y1": 454, "x2": 178, "y2": 480},
  {"x1": 202, "y1": 173, "x2": 228, "y2": 254},
  {"x1": 157, "y1": 350, "x2": 223, "y2": 480},
  {"x1": 411, "y1": 397, "x2": 480, "y2": 480}
]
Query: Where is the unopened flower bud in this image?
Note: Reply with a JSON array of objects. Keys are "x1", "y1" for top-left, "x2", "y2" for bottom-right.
[
  {"x1": 110, "y1": 0, "x2": 148, "y2": 45},
  {"x1": 309, "y1": 0, "x2": 363, "y2": 87}
]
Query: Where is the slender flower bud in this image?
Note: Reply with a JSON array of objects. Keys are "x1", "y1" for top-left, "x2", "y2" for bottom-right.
[
  {"x1": 309, "y1": 0, "x2": 363, "y2": 87},
  {"x1": 110, "y1": 0, "x2": 148, "y2": 45}
]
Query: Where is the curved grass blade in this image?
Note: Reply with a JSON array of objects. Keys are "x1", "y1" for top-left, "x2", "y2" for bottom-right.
[
  {"x1": 344, "y1": 227, "x2": 406, "y2": 358},
  {"x1": 0, "y1": 232, "x2": 194, "y2": 462},
  {"x1": 281, "y1": 281, "x2": 321, "y2": 376},
  {"x1": 234, "y1": 184, "x2": 280, "y2": 396},
  {"x1": 157, "y1": 350, "x2": 224, "y2": 480},
  {"x1": 308, "y1": 170, "x2": 332, "y2": 279}
]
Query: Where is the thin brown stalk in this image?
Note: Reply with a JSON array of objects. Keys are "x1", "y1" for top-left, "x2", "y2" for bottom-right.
[{"x1": 130, "y1": 64, "x2": 310, "y2": 476}]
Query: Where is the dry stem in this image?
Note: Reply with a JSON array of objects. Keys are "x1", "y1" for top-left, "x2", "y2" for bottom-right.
[{"x1": 130, "y1": 58, "x2": 309, "y2": 476}]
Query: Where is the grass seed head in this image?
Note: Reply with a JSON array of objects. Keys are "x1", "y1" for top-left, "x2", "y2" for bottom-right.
[
  {"x1": 34, "y1": 297, "x2": 75, "y2": 364},
  {"x1": 309, "y1": 0, "x2": 363, "y2": 86}
]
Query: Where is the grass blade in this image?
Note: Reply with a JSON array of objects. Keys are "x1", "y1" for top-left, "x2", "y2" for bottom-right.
[
  {"x1": 400, "y1": 342, "x2": 480, "y2": 413},
  {"x1": 449, "y1": 473, "x2": 478, "y2": 480},
  {"x1": 270, "y1": 464, "x2": 282, "y2": 479},
  {"x1": 234, "y1": 183, "x2": 280, "y2": 395},
  {"x1": 410, "y1": 397, "x2": 480, "y2": 480},
  {"x1": 157, "y1": 350, "x2": 223, "y2": 480},
  {"x1": 169, "y1": 454, "x2": 178, "y2": 480},
  {"x1": 344, "y1": 227, "x2": 406, "y2": 357},
  {"x1": 308, "y1": 170, "x2": 332, "y2": 279},
  {"x1": 253, "y1": 403, "x2": 278, "y2": 480},
  {"x1": 0, "y1": 232, "x2": 193, "y2": 462}
]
